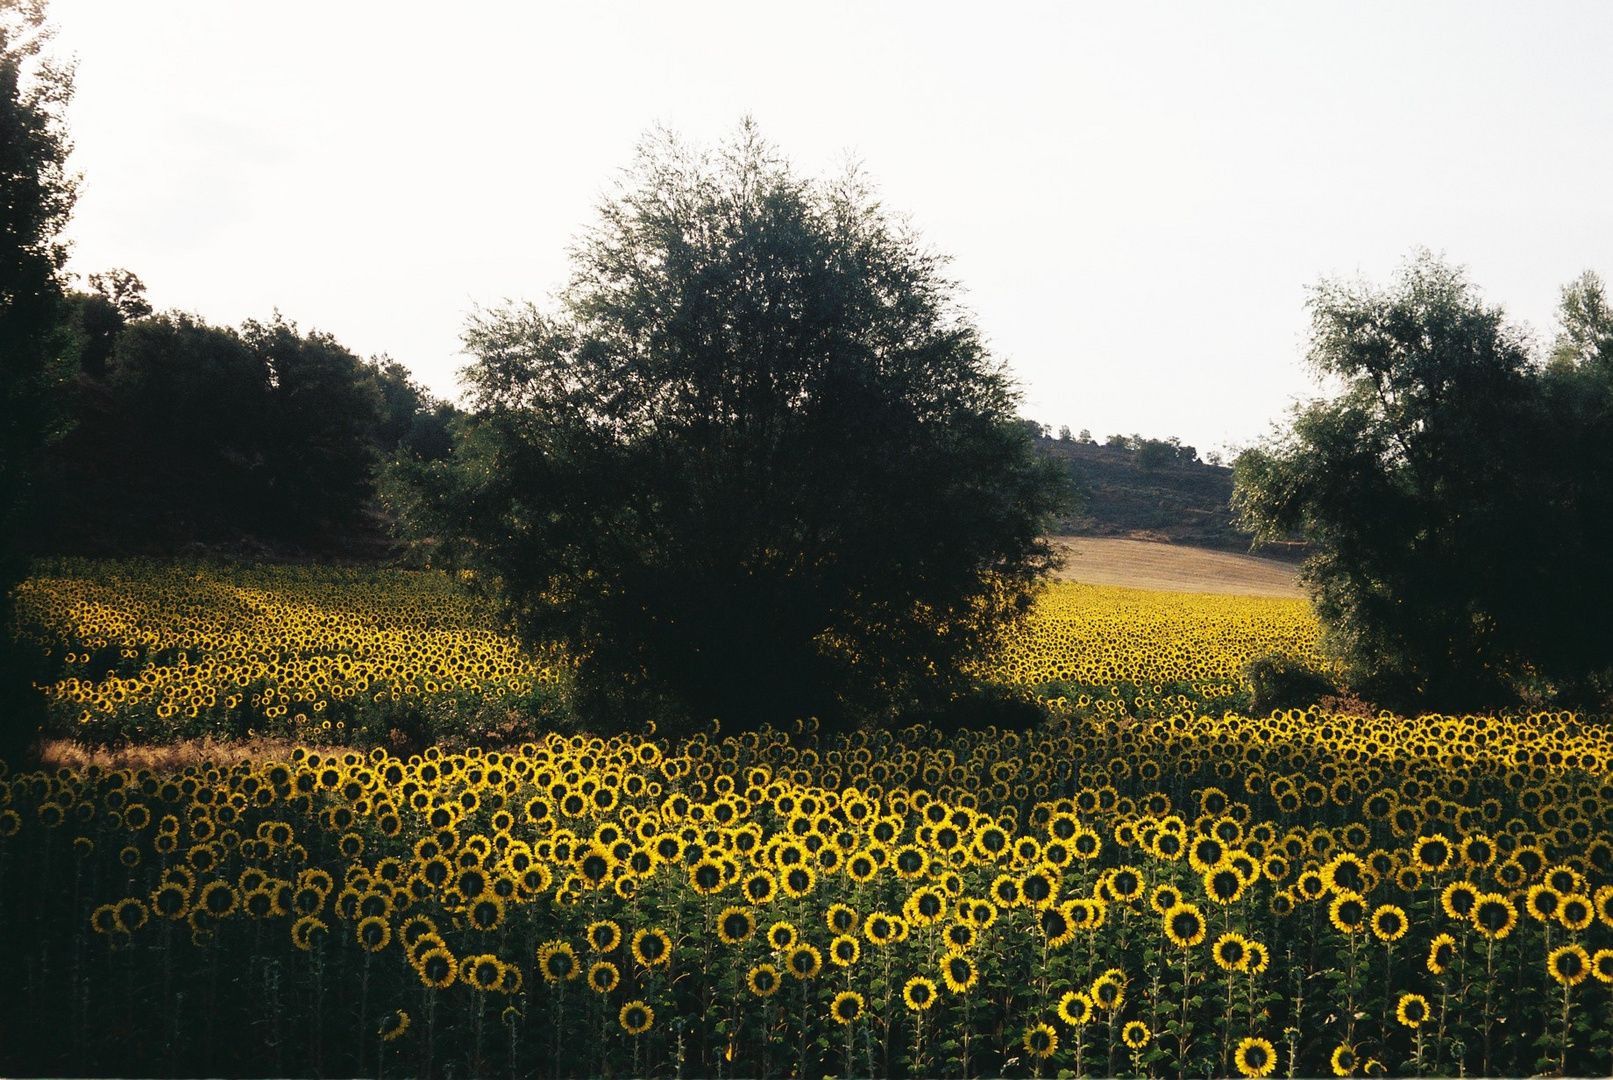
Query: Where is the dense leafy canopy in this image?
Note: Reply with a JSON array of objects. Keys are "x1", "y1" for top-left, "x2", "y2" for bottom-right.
[
  {"x1": 1234, "y1": 253, "x2": 1613, "y2": 710},
  {"x1": 0, "y1": 0, "x2": 75, "y2": 759},
  {"x1": 392, "y1": 124, "x2": 1068, "y2": 735},
  {"x1": 34, "y1": 294, "x2": 457, "y2": 556}
]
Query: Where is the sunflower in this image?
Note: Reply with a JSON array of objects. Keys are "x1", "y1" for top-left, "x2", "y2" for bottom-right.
[
  {"x1": 539, "y1": 941, "x2": 580, "y2": 983},
  {"x1": 786, "y1": 943, "x2": 822, "y2": 980},
  {"x1": 619, "y1": 1000, "x2": 654, "y2": 1035},
  {"x1": 941, "y1": 951, "x2": 978, "y2": 993},
  {"x1": 1150, "y1": 884, "x2": 1181, "y2": 915},
  {"x1": 1330, "y1": 1044, "x2": 1356, "y2": 1077},
  {"x1": 586, "y1": 919, "x2": 622, "y2": 953},
  {"x1": 767, "y1": 920, "x2": 799, "y2": 951},
  {"x1": 1205, "y1": 866, "x2": 1245, "y2": 905},
  {"x1": 902, "y1": 975, "x2": 937, "y2": 1011},
  {"x1": 743, "y1": 870, "x2": 778, "y2": 904},
  {"x1": 1522, "y1": 880, "x2": 1564, "y2": 922},
  {"x1": 463, "y1": 954, "x2": 505, "y2": 993},
  {"x1": 378, "y1": 1009, "x2": 411, "y2": 1042},
  {"x1": 1234, "y1": 1037, "x2": 1277, "y2": 1078},
  {"x1": 1056, "y1": 989, "x2": 1093, "y2": 1026},
  {"x1": 1163, "y1": 903, "x2": 1207, "y2": 948},
  {"x1": 417, "y1": 946, "x2": 457, "y2": 988},
  {"x1": 292, "y1": 915, "x2": 329, "y2": 952},
  {"x1": 1212, "y1": 932, "x2": 1249, "y2": 971},
  {"x1": 688, "y1": 857, "x2": 725, "y2": 896},
  {"x1": 826, "y1": 902, "x2": 859, "y2": 935},
  {"x1": 863, "y1": 913, "x2": 895, "y2": 946},
  {"x1": 631, "y1": 927, "x2": 672, "y2": 968},
  {"x1": 1023, "y1": 1023, "x2": 1058, "y2": 1059},
  {"x1": 830, "y1": 991, "x2": 864, "y2": 1025},
  {"x1": 1109, "y1": 865, "x2": 1144, "y2": 901},
  {"x1": 824, "y1": 934, "x2": 859, "y2": 968},
  {"x1": 747, "y1": 963, "x2": 781, "y2": 997},
  {"x1": 1394, "y1": 992, "x2": 1429, "y2": 1028},
  {"x1": 1327, "y1": 892, "x2": 1367, "y2": 935},
  {"x1": 1091, "y1": 969, "x2": 1126, "y2": 1010},
  {"x1": 1020, "y1": 865, "x2": 1060, "y2": 909},
  {"x1": 1369, "y1": 904, "x2": 1407, "y2": 943},
  {"x1": 357, "y1": 915, "x2": 392, "y2": 952},
  {"x1": 1440, "y1": 881, "x2": 1478, "y2": 921},
  {"x1": 1121, "y1": 1021, "x2": 1150, "y2": 1049},
  {"x1": 904, "y1": 886, "x2": 947, "y2": 926},
  {"x1": 991, "y1": 874, "x2": 1022, "y2": 908},
  {"x1": 584, "y1": 959, "x2": 620, "y2": 993},
  {"x1": 1592, "y1": 948, "x2": 1613, "y2": 984},
  {"x1": 1411, "y1": 835, "x2": 1452, "y2": 872},
  {"x1": 846, "y1": 853, "x2": 877, "y2": 882},
  {"x1": 781, "y1": 865, "x2": 816, "y2": 899},
  {"x1": 1549, "y1": 891, "x2": 1590, "y2": 931},
  {"x1": 1471, "y1": 892, "x2": 1517, "y2": 940},
  {"x1": 1426, "y1": 933, "x2": 1457, "y2": 975},
  {"x1": 718, "y1": 906, "x2": 756, "y2": 945},
  {"x1": 1548, "y1": 943, "x2": 1590, "y2": 986}
]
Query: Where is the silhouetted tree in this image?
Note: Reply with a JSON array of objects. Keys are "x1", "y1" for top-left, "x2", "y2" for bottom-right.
[
  {"x1": 390, "y1": 122, "x2": 1068, "y2": 735},
  {"x1": 1234, "y1": 252, "x2": 1613, "y2": 710},
  {"x1": 0, "y1": 0, "x2": 75, "y2": 761}
]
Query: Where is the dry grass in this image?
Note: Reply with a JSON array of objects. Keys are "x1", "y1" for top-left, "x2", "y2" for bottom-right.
[
  {"x1": 1049, "y1": 537, "x2": 1303, "y2": 598},
  {"x1": 34, "y1": 735, "x2": 348, "y2": 772}
]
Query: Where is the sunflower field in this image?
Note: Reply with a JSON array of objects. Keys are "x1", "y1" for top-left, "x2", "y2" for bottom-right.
[{"x1": 1, "y1": 561, "x2": 1611, "y2": 1078}]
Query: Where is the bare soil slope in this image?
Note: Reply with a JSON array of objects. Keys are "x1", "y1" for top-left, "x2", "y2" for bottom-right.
[{"x1": 1050, "y1": 537, "x2": 1303, "y2": 598}]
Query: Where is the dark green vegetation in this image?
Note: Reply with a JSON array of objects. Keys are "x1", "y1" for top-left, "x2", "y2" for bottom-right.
[
  {"x1": 0, "y1": 1, "x2": 76, "y2": 764},
  {"x1": 1234, "y1": 253, "x2": 1613, "y2": 713},
  {"x1": 388, "y1": 124, "x2": 1070, "y2": 740},
  {"x1": 40, "y1": 286, "x2": 456, "y2": 557}
]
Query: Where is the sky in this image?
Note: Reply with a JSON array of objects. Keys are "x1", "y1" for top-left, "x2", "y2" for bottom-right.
[{"x1": 49, "y1": 1, "x2": 1613, "y2": 458}]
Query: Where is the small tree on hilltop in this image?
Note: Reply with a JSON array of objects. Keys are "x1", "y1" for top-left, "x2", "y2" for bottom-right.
[{"x1": 391, "y1": 122, "x2": 1068, "y2": 736}]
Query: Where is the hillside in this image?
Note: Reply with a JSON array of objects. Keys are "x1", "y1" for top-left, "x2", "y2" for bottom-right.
[{"x1": 1035, "y1": 435, "x2": 1302, "y2": 558}]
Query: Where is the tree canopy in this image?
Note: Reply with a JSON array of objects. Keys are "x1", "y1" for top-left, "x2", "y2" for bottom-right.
[
  {"x1": 1234, "y1": 252, "x2": 1613, "y2": 711},
  {"x1": 391, "y1": 123, "x2": 1068, "y2": 735},
  {"x1": 36, "y1": 296, "x2": 459, "y2": 556},
  {"x1": 0, "y1": 0, "x2": 75, "y2": 760}
]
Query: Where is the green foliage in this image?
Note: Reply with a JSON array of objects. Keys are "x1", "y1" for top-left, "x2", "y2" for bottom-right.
[
  {"x1": 36, "y1": 301, "x2": 458, "y2": 556},
  {"x1": 1234, "y1": 252, "x2": 1613, "y2": 711},
  {"x1": 1241, "y1": 652, "x2": 1339, "y2": 718},
  {"x1": 0, "y1": 0, "x2": 76, "y2": 761},
  {"x1": 390, "y1": 121, "x2": 1069, "y2": 737}
]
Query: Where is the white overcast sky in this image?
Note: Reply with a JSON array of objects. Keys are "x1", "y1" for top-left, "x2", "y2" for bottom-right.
[{"x1": 50, "y1": 1, "x2": 1613, "y2": 456}]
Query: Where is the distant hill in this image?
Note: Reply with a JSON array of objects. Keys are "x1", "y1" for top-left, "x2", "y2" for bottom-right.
[{"x1": 1033, "y1": 434, "x2": 1303, "y2": 559}]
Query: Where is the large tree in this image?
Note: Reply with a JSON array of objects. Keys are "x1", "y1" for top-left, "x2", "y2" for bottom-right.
[
  {"x1": 392, "y1": 123, "x2": 1067, "y2": 735},
  {"x1": 0, "y1": 0, "x2": 74, "y2": 762},
  {"x1": 1234, "y1": 252, "x2": 1613, "y2": 710}
]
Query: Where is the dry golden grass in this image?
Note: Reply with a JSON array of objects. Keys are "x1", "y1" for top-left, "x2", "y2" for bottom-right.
[
  {"x1": 1049, "y1": 537, "x2": 1302, "y2": 598},
  {"x1": 34, "y1": 735, "x2": 349, "y2": 772}
]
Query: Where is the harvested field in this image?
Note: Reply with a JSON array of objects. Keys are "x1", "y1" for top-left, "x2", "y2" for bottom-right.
[{"x1": 1049, "y1": 536, "x2": 1303, "y2": 597}]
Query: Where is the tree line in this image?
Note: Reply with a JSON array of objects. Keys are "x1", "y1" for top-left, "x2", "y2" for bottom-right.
[{"x1": 36, "y1": 270, "x2": 457, "y2": 556}]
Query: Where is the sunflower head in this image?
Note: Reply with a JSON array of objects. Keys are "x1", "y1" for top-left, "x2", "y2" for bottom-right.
[
  {"x1": 1163, "y1": 903, "x2": 1207, "y2": 948},
  {"x1": 1548, "y1": 943, "x2": 1591, "y2": 986},
  {"x1": 830, "y1": 991, "x2": 864, "y2": 1025},
  {"x1": 1056, "y1": 990, "x2": 1093, "y2": 1026},
  {"x1": 747, "y1": 963, "x2": 780, "y2": 997},
  {"x1": 1394, "y1": 993, "x2": 1429, "y2": 1028},
  {"x1": 903, "y1": 975, "x2": 937, "y2": 1011},
  {"x1": 1234, "y1": 1037, "x2": 1278, "y2": 1079},
  {"x1": 1022, "y1": 1023, "x2": 1058, "y2": 1059}
]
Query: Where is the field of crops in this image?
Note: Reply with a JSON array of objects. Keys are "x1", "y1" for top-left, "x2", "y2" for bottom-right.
[
  {"x1": 2, "y1": 562, "x2": 1611, "y2": 1078},
  {"x1": 15, "y1": 560, "x2": 1322, "y2": 743}
]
